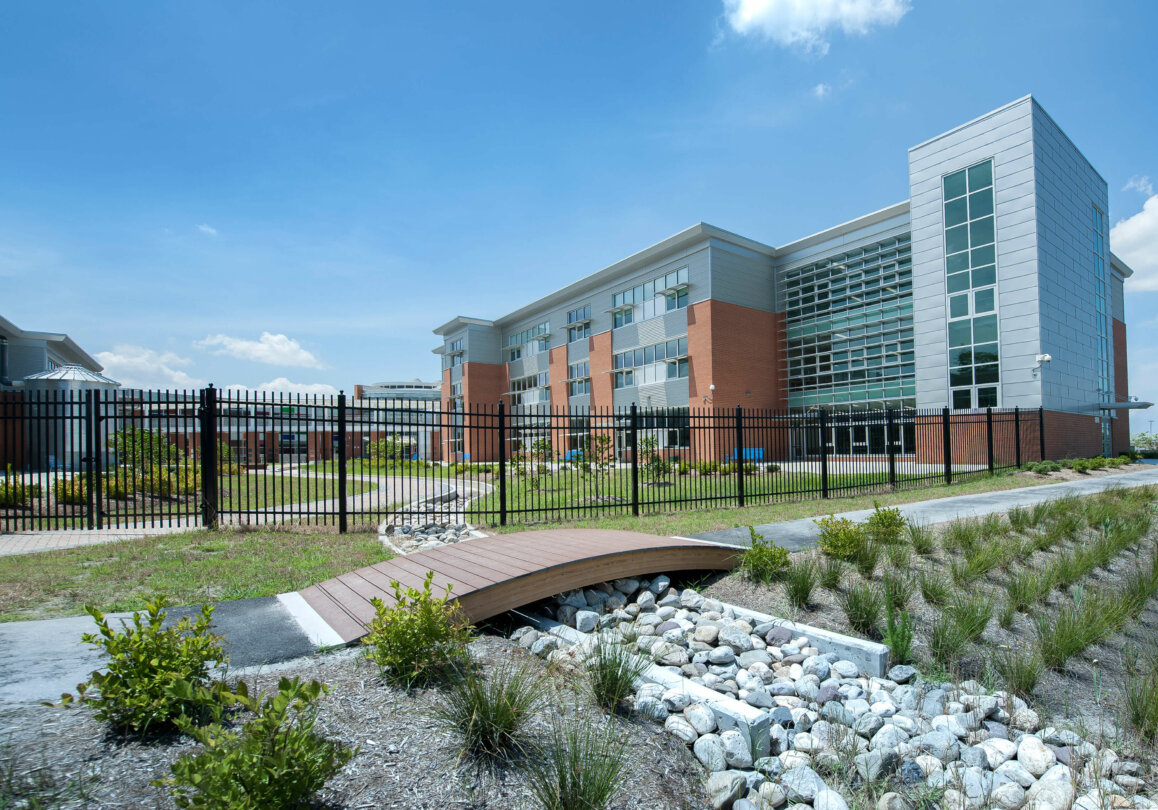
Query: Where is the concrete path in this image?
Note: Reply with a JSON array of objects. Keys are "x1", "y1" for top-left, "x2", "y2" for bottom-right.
[
  {"x1": 0, "y1": 596, "x2": 318, "y2": 704},
  {"x1": 691, "y1": 465, "x2": 1158, "y2": 550}
]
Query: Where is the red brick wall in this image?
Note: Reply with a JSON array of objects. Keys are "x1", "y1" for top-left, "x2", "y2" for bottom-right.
[
  {"x1": 548, "y1": 346, "x2": 568, "y2": 410},
  {"x1": 687, "y1": 300, "x2": 784, "y2": 410},
  {"x1": 915, "y1": 409, "x2": 1043, "y2": 466},
  {"x1": 1044, "y1": 410, "x2": 1104, "y2": 460},
  {"x1": 461, "y1": 362, "x2": 507, "y2": 461},
  {"x1": 589, "y1": 331, "x2": 613, "y2": 409},
  {"x1": 1112, "y1": 318, "x2": 1130, "y2": 456}
]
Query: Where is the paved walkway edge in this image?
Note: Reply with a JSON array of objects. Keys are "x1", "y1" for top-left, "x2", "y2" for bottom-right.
[{"x1": 276, "y1": 592, "x2": 346, "y2": 648}]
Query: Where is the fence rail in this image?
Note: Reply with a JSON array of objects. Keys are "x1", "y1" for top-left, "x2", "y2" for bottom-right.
[{"x1": 0, "y1": 386, "x2": 1044, "y2": 533}]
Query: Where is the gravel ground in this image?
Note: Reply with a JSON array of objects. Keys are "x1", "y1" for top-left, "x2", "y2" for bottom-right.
[{"x1": 0, "y1": 635, "x2": 708, "y2": 809}]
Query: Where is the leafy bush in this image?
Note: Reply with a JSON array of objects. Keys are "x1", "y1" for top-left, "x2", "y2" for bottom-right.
[
  {"x1": 1069, "y1": 458, "x2": 1092, "y2": 474},
  {"x1": 160, "y1": 677, "x2": 354, "y2": 810},
  {"x1": 175, "y1": 464, "x2": 199, "y2": 495},
  {"x1": 436, "y1": 662, "x2": 548, "y2": 761},
  {"x1": 738, "y1": 528, "x2": 790, "y2": 583},
  {"x1": 104, "y1": 472, "x2": 134, "y2": 499},
  {"x1": 865, "y1": 503, "x2": 906, "y2": 545},
  {"x1": 819, "y1": 556, "x2": 844, "y2": 590},
  {"x1": 839, "y1": 582, "x2": 882, "y2": 637},
  {"x1": 695, "y1": 461, "x2": 719, "y2": 476},
  {"x1": 585, "y1": 635, "x2": 648, "y2": 714},
  {"x1": 766, "y1": 463, "x2": 781, "y2": 473},
  {"x1": 363, "y1": 571, "x2": 472, "y2": 687},
  {"x1": 52, "y1": 475, "x2": 87, "y2": 506},
  {"x1": 784, "y1": 560, "x2": 818, "y2": 609},
  {"x1": 675, "y1": 461, "x2": 691, "y2": 476},
  {"x1": 525, "y1": 720, "x2": 629, "y2": 810},
  {"x1": 881, "y1": 605, "x2": 913, "y2": 665},
  {"x1": 816, "y1": 515, "x2": 868, "y2": 561},
  {"x1": 56, "y1": 597, "x2": 227, "y2": 733},
  {"x1": 140, "y1": 468, "x2": 175, "y2": 498},
  {"x1": 0, "y1": 465, "x2": 39, "y2": 508},
  {"x1": 1023, "y1": 460, "x2": 1061, "y2": 474}
]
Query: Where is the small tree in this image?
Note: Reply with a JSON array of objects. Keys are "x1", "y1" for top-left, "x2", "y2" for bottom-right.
[
  {"x1": 369, "y1": 434, "x2": 410, "y2": 464},
  {"x1": 109, "y1": 428, "x2": 178, "y2": 473},
  {"x1": 638, "y1": 435, "x2": 670, "y2": 483},
  {"x1": 525, "y1": 437, "x2": 553, "y2": 489},
  {"x1": 581, "y1": 434, "x2": 615, "y2": 498}
]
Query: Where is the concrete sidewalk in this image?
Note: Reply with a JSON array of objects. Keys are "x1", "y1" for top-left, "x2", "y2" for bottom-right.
[{"x1": 691, "y1": 465, "x2": 1158, "y2": 550}]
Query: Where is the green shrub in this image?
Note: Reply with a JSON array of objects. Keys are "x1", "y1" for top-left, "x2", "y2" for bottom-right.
[
  {"x1": 993, "y1": 646, "x2": 1042, "y2": 698},
  {"x1": 839, "y1": 582, "x2": 882, "y2": 637},
  {"x1": 766, "y1": 463, "x2": 781, "y2": 473},
  {"x1": 865, "y1": 503, "x2": 907, "y2": 545},
  {"x1": 816, "y1": 515, "x2": 868, "y2": 561},
  {"x1": 140, "y1": 468, "x2": 175, "y2": 498},
  {"x1": 1070, "y1": 458, "x2": 1092, "y2": 474},
  {"x1": 436, "y1": 662, "x2": 549, "y2": 761},
  {"x1": 819, "y1": 556, "x2": 844, "y2": 590},
  {"x1": 784, "y1": 560, "x2": 818, "y2": 609},
  {"x1": 742, "y1": 462, "x2": 757, "y2": 475},
  {"x1": 52, "y1": 475, "x2": 87, "y2": 505},
  {"x1": 881, "y1": 605, "x2": 914, "y2": 665},
  {"x1": 695, "y1": 461, "x2": 719, "y2": 476},
  {"x1": 0, "y1": 465, "x2": 39, "y2": 507},
  {"x1": 675, "y1": 461, "x2": 691, "y2": 476},
  {"x1": 160, "y1": 677, "x2": 354, "y2": 810},
  {"x1": 738, "y1": 528, "x2": 790, "y2": 583},
  {"x1": 585, "y1": 635, "x2": 648, "y2": 714},
  {"x1": 104, "y1": 472, "x2": 134, "y2": 499},
  {"x1": 907, "y1": 522, "x2": 936, "y2": 555},
  {"x1": 363, "y1": 571, "x2": 472, "y2": 687},
  {"x1": 525, "y1": 720, "x2": 629, "y2": 810},
  {"x1": 55, "y1": 597, "x2": 227, "y2": 733},
  {"x1": 175, "y1": 464, "x2": 199, "y2": 495}
]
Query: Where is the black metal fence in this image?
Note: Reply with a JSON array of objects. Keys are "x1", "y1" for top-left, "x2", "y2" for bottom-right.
[{"x1": 0, "y1": 386, "x2": 1044, "y2": 533}]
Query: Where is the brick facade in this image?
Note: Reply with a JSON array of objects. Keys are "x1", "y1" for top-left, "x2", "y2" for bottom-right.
[
  {"x1": 548, "y1": 346, "x2": 568, "y2": 410},
  {"x1": 687, "y1": 300, "x2": 784, "y2": 410},
  {"x1": 1112, "y1": 318, "x2": 1130, "y2": 456}
]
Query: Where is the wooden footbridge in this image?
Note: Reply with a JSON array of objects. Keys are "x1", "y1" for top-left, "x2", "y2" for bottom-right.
[{"x1": 298, "y1": 530, "x2": 740, "y2": 643}]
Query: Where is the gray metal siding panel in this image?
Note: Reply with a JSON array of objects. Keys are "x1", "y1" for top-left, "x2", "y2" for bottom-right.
[{"x1": 709, "y1": 242, "x2": 774, "y2": 312}]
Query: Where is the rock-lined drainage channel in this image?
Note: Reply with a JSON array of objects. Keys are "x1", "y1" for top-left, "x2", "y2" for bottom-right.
[{"x1": 509, "y1": 576, "x2": 1156, "y2": 810}]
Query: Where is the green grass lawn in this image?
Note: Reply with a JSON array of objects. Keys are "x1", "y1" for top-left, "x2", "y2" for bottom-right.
[
  {"x1": 490, "y1": 471, "x2": 1059, "y2": 537},
  {"x1": 218, "y1": 473, "x2": 376, "y2": 511},
  {"x1": 0, "y1": 527, "x2": 393, "y2": 622}
]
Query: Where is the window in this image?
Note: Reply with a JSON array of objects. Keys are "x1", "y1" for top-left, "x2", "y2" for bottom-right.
[
  {"x1": 450, "y1": 354, "x2": 463, "y2": 368},
  {"x1": 566, "y1": 304, "x2": 591, "y2": 324},
  {"x1": 613, "y1": 370, "x2": 634, "y2": 389},
  {"x1": 567, "y1": 323, "x2": 591, "y2": 343},
  {"x1": 568, "y1": 361, "x2": 589, "y2": 379},
  {"x1": 611, "y1": 267, "x2": 690, "y2": 328},
  {"x1": 613, "y1": 337, "x2": 687, "y2": 369},
  {"x1": 506, "y1": 322, "x2": 549, "y2": 348},
  {"x1": 450, "y1": 382, "x2": 462, "y2": 396},
  {"x1": 448, "y1": 338, "x2": 462, "y2": 353},
  {"x1": 667, "y1": 358, "x2": 689, "y2": 379},
  {"x1": 508, "y1": 347, "x2": 522, "y2": 362},
  {"x1": 944, "y1": 159, "x2": 999, "y2": 409},
  {"x1": 568, "y1": 379, "x2": 591, "y2": 396}
]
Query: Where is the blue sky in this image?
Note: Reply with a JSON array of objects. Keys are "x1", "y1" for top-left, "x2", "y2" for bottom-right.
[{"x1": 2, "y1": 1, "x2": 1157, "y2": 431}]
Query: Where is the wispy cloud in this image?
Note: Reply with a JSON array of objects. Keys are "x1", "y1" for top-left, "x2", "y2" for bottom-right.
[
  {"x1": 1111, "y1": 195, "x2": 1158, "y2": 292},
  {"x1": 195, "y1": 332, "x2": 323, "y2": 368},
  {"x1": 722, "y1": 0, "x2": 911, "y2": 56},
  {"x1": 226, "y1": 378, "x2": 339, "y2": 396},
  {"x1": 813, "y1": 82, "x2": 832, "y2": 99},
  {"x1": 1124, "y1": 176, "x2": 1154, "y2": 196},
  {"x1": 94, "y1": 345, "x2": 206, "y2": 390},
  {"x1": 196, "y1": 224, "x2": 218, "y2": 237}
]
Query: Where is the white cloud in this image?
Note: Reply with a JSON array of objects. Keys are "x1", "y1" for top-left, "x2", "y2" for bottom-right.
[
  {"x1": 1124, "y1": 176, "x2": 1154, "y2": 196},
  {"x1": 1111, "y1": 195, "x2": 1158, "y2": 292},
  {"x1": 226, "y1": 378, "x2": 339, "y2": 396},
  {"x1": 723, "y1": 0, "x2": 911, "y2": 55},
  {"x1": 813, "y1": 82, "x2": 832, "y2": 99},
  {"x1": 195, "y1": 332, "x2": 322, "y2": 368},
  {"x1": 94, "y1": 345, "x2": 207, "y2": 390},
  {"x1": 196, "y1": 224, "x2": 218, "y2": 236}
]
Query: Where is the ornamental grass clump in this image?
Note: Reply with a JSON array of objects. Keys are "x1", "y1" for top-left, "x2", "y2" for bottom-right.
[
  {"x1": 584, "y1": 635, "x2": 648, "y2": 714},
  {"x1": 363, "y1": 571, "x2": 472, "y2": 687},
  {"x1": 918, "y1": 568, "x2": 951, "y2": 607},
  {"x1": 839, "y1": 582, "x2": 882, "y2": 637},
  {"x1": 881, "y1": 605, "x2": 914, "y2": 666},
  {"x1": 436, "y1": 662, "x2": 549, "y2": 762},
  {"x1": 881, "y1": 569, "x2": 915, "y2": 613},
  {"x1": 852, "y1": 540, "x2": 881, "y2": 579},
  {"x1": 907, "y1": 522, "x2": 936, "y2": 556},
  {"x1": 159, "y1": 677, "x2": 355, "y2": 810},
  {"x1": 928, "y1": 614, "x2": 968, "y2": 668},
  {"x1": 819, "y1": 556, "x2": 845, "y2": 590},
  {"x1": 525, "y1": 719, "x2": 629, "y2": 810},
  {"x1": 1122, "y1": 644, "x2": 1158, "y2": 742},
  {"x1": 993, "y1": 645, "x2": 1043, "y2": 699},
  {"x1": 55, "y1": 597, "x2": 228, "y2": 734},
  {"x1": 945, "y1": 592, "x2": 993, "y2": 643},
  {"x1": 784, "y1": 559, "x2": 818, "y2": 609}
]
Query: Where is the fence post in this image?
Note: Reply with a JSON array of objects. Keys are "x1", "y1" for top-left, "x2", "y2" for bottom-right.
[
  {"x1": 199, "y1": 385, "x2": 219, "y2": 530},
  {"x1": 92, "y1": 389, "x2": 103, "y2": 530},
  {"x1": 629, "y1": 403, "x2": 640, "y2": 517},
  {"x1": 337, "y1": 392, "x2": 348, "y2": 534},
  {"x1": 735, "y1": 405, "x2": 746, "y2": 508},
  {"x1": 986, "y1": 406, "x2": 995, "y2": 475},
  {"x1": 83, "y1": 388, "x2": 96, "y2": 531},
  {"x1": 942, "y1": 407, "x2": 953, "y2": 486},
  {"x1": 886, "y1": 408, "x2": 897, "y2": 489},
  {"x1": 819, "y1": 408, "x2": 829, "y2": 499},
  {"x1": 1014, "y1": 407, "x2": 1022, "y2": 469},
  {"x1": 1038, "y1": 407, "x2": 1046, "y2": 461},
  {"x1": 497, "y1": 401, "x2": 507, "y2": 527}
]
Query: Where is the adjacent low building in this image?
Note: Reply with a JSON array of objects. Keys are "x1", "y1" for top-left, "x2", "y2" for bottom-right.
[{"x1": 433, "y1": 96, "x2": 1143, "y2": 461}]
